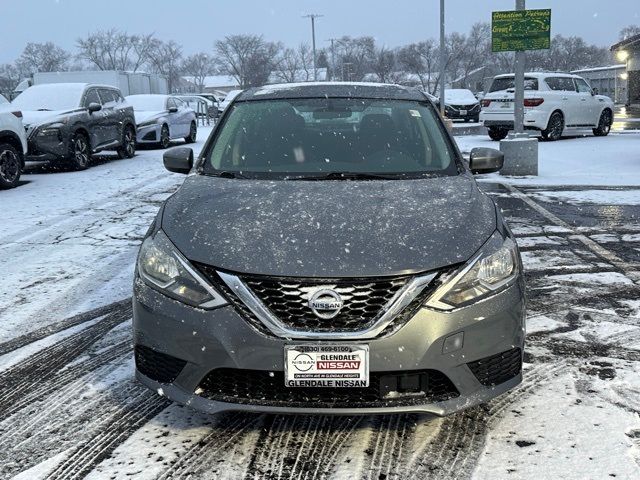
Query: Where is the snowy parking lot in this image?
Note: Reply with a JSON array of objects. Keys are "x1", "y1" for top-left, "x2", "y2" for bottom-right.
[{"x1": 2, "y1": 129, "x2": 640, "y2": 479}]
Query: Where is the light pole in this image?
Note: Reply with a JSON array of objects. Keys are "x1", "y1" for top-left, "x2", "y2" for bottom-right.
[
  {"x1": 513, "y1": 0, "x2": 526, "y2": 135},
  {"x1": 438, "y1": 0, "x2": 445, "y2": 117},
  {"x1": 303, "y1": 14, "x2": 323, "y2": 81}
]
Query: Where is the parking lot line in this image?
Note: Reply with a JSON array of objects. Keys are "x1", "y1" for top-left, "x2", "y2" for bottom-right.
[{"x1": 500, "y1": 182, "x2": 640, "y2": 284}]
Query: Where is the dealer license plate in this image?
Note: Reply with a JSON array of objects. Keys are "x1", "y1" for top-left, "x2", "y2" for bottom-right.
[{"x1": 285, "y1": 344, "x2": 369, "y2": 387}]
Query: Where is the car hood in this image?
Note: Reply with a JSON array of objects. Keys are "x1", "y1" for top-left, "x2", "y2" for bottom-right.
[
  {"x1": 161, "y1": 174, "x2": 497, "y2": 278},
  {"x1": 134, "y1": 110, "x2": 165, "y2": 125},
  {"x1": 19, "y1": 109, "x2": 77, "y2": 128}
]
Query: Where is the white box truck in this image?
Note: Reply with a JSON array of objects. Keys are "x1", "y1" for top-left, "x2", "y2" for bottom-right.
[{"x1": 15, "y1": 71, "x2": 169, "y2": 96}]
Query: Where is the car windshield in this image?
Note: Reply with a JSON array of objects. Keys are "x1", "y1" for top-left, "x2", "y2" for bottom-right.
[
  {"x1": 204, "y1": 98, "x2": 459, "y2": 179},
  {"x1": 11, "y1": 84, "x2": 84, "y2": 111},
  {"x1": 489, "y1": 76, "x2": 539, "y2": 92},
  {"x1": 125, "y1": 95, "x2": 167, "y2": 111}
]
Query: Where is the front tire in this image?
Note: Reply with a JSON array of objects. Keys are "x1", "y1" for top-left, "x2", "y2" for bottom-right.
[
  {"x1": 541, "y1": 111, "x2": 564, "y2": 141},
  {"x1": 488, "y1": 127, "x2": 509, "y2": 141},
  {"x1": 593, "y1": 110, "x2": 612, "y2": 137},
  {"x1": 159, "y1": 124, "x2": 170, "y2": 149},
  {"x1": 69, "y1": 132, "x2": 91, "y2": 170},
  {"x1": 0, "y1": 143, "x2": 22, "y2": 189},
  {"x1": 184, "y1": 121, "x2": 197, "y2": 144},
  {"x1": 117, "y1": 125, "x2": 136, "y2": 159}
]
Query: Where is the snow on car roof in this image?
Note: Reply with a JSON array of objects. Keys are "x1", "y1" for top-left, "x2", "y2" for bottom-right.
[
  {"x1": 125, "y1": 94, "x2": 169, "y2": 111},
  {"x1": 494, "y1": 72, "x2": 579, "y2": 79},
  {"x1": 11, "y1": 83, "x2": 89, "y2": 111},
  {"x1": 238, "y1": 82, "x2": 426, "y2": 101}
]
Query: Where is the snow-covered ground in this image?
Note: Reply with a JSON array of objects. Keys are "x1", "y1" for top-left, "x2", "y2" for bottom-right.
[
  {"x1": 456, "y1": 132, "x2": 640, "y2": 186},
  {"x1": 1, "y1": 128, "x2": 640, "y2": 479}
]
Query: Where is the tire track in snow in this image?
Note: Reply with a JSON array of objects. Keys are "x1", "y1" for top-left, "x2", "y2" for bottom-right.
[
  {"x1": 403, "y1": 362, "x2": 566, "y2": 480},
  {"x1": 0, "y1": 339, "x2": 130, "y2": 422},
  {"x1": 155, "y1": 412, "x2": 264, "y2": 480},
  {"x1": 0, "y1": 172, "x2": 173, "y2": 246},
  {"x1": 0, "y1": 302, "x2": 131, "y2": 414},
  {"x1": 0, "y1": 298, "x2": 130, "y2": 356},
  {"x1": 242, "y1": 414, "x2": 364, "y2": 480},
  {"x1": 45, "y1": 388, "x2": 170, "y2": 480}
]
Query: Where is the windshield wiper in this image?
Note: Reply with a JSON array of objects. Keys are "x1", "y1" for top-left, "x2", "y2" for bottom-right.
[
  {"x1": 37, "y1": 108, "x2": 52, "y2": 111},
  {"x1": 211, "y1": 171, "x2": 248, "y2": 179},
  {"x1": 288, "y1": 172, "x2": 397, "y2": 181}
]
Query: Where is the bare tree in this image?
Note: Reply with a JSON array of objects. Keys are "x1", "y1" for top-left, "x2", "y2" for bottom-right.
[
  {"x1": 298, "y1": 43, "x2": 314, "y2": 81},
  {"x1": 147, "y1": 40, "x2": 183, "y2": 93},
  {"x1": 215, "y1": 34, "x2": 282, "y2": 88},
  {"x1": 0, "y1": 64, "x2": 22, "y2": 98},
  {"x1": 76, "y1": 30, "x2": 155, "y2": 72},
  {"x1": 619, "y1": 25, "x2": 640, "y2": 41},
  {"x1": 182, "y1": 53, "x2": 216, "y2": 91},
  {"x1": 370, "y1": 46, "x2": 396, "y2": 83},
  {"x1": 333, "y1": 36, "x2": 375, "y2": 81},
  {"x1": 16, "y1": 42, "x2": 70, "y2": 74},
  {"x1": 397, "y1": 40, "x2": 438, "y2": 91},
  {"x1": 274, "y1": 48, "x2": 300, "y2": 83}
]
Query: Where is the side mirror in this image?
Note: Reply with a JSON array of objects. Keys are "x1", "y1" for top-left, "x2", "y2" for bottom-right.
[
  {"x1": 592, "y1": 88, "x2": 598, "y2": 96},
  {"x1": 469, "y1": 147, "x2": 504, "y2": 174},
  {"x1": 168, "y1": 106, "x2": 178, "y2": 113},
  {"x1": 163, "y1": 147, "x2": 193, "y2": 174},
  {"x1": 88, "y1": 102, "x2": 102, "y2": 113}
]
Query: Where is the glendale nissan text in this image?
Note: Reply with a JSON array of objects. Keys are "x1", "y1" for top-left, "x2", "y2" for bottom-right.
[{"x1": 133, "y1": 83, "x2": 526, "y2": 415}]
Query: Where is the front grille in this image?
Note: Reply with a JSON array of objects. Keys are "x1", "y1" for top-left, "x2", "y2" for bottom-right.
[
  {"x1": 134, "y1": 345, "x2": 187, "y2": 383},
  {"x1": 467, "y1": 348, "x2": 522, "y2": 387},
  {"x1": 197, "y1": 368, "x2": 459, "y2": 408},
  {"x1": 240, "y1": 276, "x2": 407, "y2": 332}
]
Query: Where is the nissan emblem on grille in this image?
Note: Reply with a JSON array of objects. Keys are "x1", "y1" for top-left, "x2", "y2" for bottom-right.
[{"x1": 308, "y1": 289, "x2": 343, "y2": 319}]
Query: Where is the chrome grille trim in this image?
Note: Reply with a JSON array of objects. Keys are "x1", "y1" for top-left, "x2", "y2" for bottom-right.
[{"x1": 217, "y1": 271, "x2": 437, "y2": 340}]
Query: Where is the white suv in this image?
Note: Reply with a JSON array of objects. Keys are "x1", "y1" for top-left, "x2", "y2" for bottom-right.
[
  {"x1": 0, "y1": 110, "x2": 28, "y2": 189},
  {"x1": 479, "y1": 72, "x2": 614, "y2": 141}
]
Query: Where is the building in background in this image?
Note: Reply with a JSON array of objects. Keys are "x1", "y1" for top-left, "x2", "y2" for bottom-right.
[
  {"x1": 571, "y1": 65, "x2": 627, "y2": 104},
  {"x1": 610, "y1": 33, "x2": 640, "y2": 106}
]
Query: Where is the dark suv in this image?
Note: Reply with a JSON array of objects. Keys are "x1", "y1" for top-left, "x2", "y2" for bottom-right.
[{"x1": 11, "y1": 83, "x2": 137, "y2": 170}]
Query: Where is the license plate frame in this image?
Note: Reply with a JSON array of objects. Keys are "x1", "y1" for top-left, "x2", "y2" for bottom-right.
[{"x1": 284, "y1": 344, "x2": 369, "y2": 388}]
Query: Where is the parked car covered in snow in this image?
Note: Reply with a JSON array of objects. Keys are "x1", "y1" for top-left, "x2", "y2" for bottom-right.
[
  {"x1": 126, "y1": 94, "x2": 197, "y2": 149},
  {"x1": 0, "y1": 94, "x2": 9, "y2": 105},
  {"x1": 0, "y1": 110, "x2": 28, "y2": 189},
  {"x1": 11, "y1": 83, "x2": 137, "y2": 170},
  {"x1": 480, "y1": 72, "x2": 615, "y2": 141},
  {"x1": 217, "y1": 89, "x2": 242, "y2": 114},
  {"x1": 443, "y1": 89, "x2": 481, "y2": 122}
]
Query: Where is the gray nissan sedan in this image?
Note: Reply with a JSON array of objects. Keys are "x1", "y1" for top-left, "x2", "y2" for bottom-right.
[{"x1": 133, "y1": 82, "x2": 525, "y2": 416}]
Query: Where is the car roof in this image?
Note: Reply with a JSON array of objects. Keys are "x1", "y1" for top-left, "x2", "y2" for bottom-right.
[
  {"x1": 493, "y1": 72, "x2": 579, "y2": 79},
  {"x1": 237, "y1": 82, "x2": 427, "y2": 102},
  {"x1": 125, "y1": 94, "x2": 169, "y2": 99}
]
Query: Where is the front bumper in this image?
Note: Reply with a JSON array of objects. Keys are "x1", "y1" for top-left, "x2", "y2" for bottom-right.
[
  {"x1": 25, "y1": 133, "x2": 68, "y2": 162},
  {"x1": 133, "y1": 275, "x2": 525, "y2": 416},
  {"x1": 135, "y1": 124, "x2": 162, "y2": 144},
  {"x1": 446, "y1": 108, "x2": 480, "y2": 121}
]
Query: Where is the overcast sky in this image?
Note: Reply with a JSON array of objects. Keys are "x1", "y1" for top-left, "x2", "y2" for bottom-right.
[{"x1": 3, "y1": 0, "x2": 639, "y2": 64}]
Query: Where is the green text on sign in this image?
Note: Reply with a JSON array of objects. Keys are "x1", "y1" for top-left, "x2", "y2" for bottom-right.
[{"x1": 491, "y1": 9, "x2": 551, "y2": 52}]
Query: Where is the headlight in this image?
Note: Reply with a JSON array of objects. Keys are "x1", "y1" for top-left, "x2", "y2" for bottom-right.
[
  {"x1": 138, "y1": 119, "x2": 160, "y2": 128},
  {"x1": 137, "y1": 230, "x2": 227, "y2": 309},
  {"x1": 36, "y1": 122, "x2": 65, "y2": 139},
  {"x1": 425, "y1": 232, "x2": 519, "y2": 310}
]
